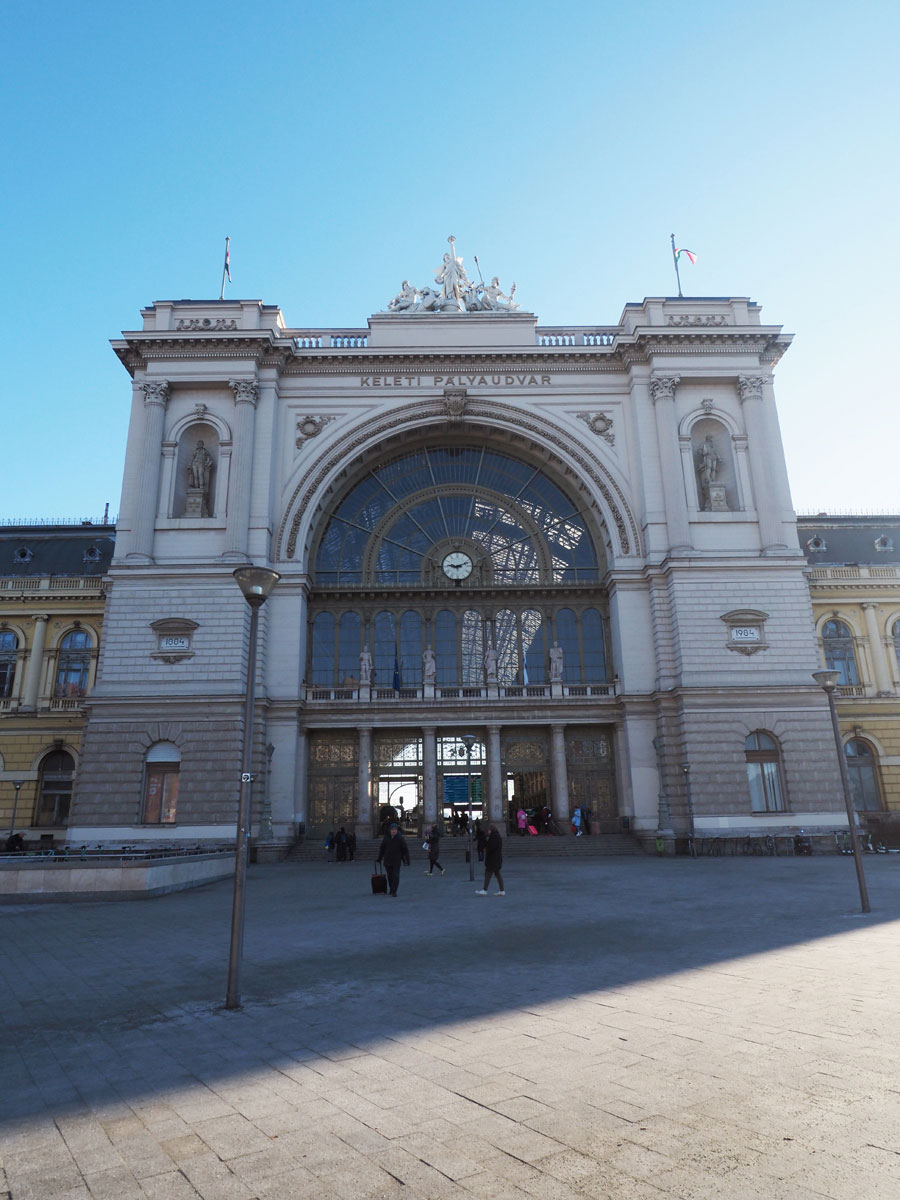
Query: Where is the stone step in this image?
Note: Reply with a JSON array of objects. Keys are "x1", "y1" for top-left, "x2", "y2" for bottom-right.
[{"x1": 284, "y1": 833, "x2": 643, "y2": 862}]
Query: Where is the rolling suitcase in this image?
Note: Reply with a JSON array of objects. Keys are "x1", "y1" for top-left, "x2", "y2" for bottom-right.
[{"x1": 371, "y1": 860, "x2": 387, "y2": 895}]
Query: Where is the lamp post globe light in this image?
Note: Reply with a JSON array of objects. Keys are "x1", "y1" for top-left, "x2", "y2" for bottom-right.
[
  {"x1": 812, "y1": 670, "x2": 870, "y2": 914},
  {"x1": 225, "y1": 565, "x2": 281, "y2": 1010},
  {"x1": 681, "y1": 762, "x2": 696, "y2": 857},
  {"x1": 461, "y1": 734, "x2": 477, "y2": 882}
]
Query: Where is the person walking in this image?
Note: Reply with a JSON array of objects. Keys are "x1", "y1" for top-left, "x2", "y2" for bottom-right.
[
  {"x1": 516, "y1": 805, "x2": 527, "y2": 836},
  {"x1": 475, "y1": 823, "x2": 504, "y2": 895},
  {"x1": 376, "y1": 821, "x2": 410, "y2": 896},
  {"x1": 424, "y1": 825, "x2": 445, "y2": 876}
]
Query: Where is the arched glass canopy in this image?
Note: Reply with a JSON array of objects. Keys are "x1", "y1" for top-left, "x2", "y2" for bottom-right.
[{"x1": 314, "y1": 446, "x2": 602, "y2": 586}]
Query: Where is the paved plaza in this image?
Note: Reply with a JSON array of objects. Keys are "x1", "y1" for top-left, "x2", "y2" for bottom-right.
[{"x1": 2, "y1": 850, "x2": 900, "y2": 1199}]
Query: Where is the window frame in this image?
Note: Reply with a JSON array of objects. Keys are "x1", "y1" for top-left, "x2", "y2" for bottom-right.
[{"x1": 744, "y1": 731, "x2": 787, "y2": 814}]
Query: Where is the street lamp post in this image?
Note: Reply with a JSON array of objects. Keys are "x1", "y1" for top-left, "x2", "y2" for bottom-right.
[
  {"x1": 812, "y1": 670, "x2": 871, "y2": 913},
  {"x1": 225, "y1": 565, "x2": 281, "y2": 1010},
  {"x1": 461, "y1": 734, "x2": 476, "y2": 882},
  {"x1": 681, "y1": 762, "x2": 696, "y2": 856},
  {"x1": 8, "y1": 781, "x2": 24, "y2": 837}
]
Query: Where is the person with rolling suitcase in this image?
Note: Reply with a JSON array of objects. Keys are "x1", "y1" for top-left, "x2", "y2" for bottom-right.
[{"x1": 376, "y1": 821, "x2": 410, "y2": 897}]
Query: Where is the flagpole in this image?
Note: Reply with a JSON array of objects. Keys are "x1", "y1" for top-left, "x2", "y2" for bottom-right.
[
  {"x1": 220, "y1": 236, "x2": 231, "y2": 301},
  {"x1": 670, "y1": 233, "x2": 683, "y2": 298}
]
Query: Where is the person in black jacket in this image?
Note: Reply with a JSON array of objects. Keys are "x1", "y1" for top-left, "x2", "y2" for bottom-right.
[
  {"x1": 425, "y1": 826, "x2": 445, "y2": 876},
  {"x1": 376, "y1": 822, "x2": 410, "y2": 896},
  {"x1": 475, "y1": 823, "x2": 504, "y2": 895}
]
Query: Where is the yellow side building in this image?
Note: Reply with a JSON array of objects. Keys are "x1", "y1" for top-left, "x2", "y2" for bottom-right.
[{"x1": 0, "y1": 523, "x2": 114, "y2": 846}]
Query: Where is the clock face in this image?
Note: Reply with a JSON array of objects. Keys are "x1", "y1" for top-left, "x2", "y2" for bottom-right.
[{"x1": 441, "y1": 551, "x2": 473, "y2": 580}]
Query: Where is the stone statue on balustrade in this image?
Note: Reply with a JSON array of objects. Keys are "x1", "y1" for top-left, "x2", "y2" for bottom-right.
[
  {"x1": 423, "y1": 647, "x2": 436, "y2": 683},
  {"x1": 549, "y1": 642, "x2": 564, "y2": 683},
  {"x1": 483, "y1": 645, "x2": 498, "y2": 683},
  {"x1": 381, "y1": 236, "x2": 525, "y2": 315},
  {"x1": 359, "y1": 648, "x2": 372, "y2": 686},
  {"x1": 477, "y1": 277, "x2": 519, "y2": 312}
]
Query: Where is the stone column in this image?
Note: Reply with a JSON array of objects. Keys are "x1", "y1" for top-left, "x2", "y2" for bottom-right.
[
  {"x1": 357, "y1": 726, "x2": 374, "y2": 836},
  {"x1": 862, "y1": 603, "x2": 892, "y2": 695},
  {"x1": 649, "y1": 374, "x2": 692, "y2": 553},
  {"x1": 550, "y1": 723, "x2": 569, "y2": 828},
  {"x1": 738, "y1": 374, "x2": 787, "y2": 552},
  {"x1": 127, "y1": 380, "x2": 169, "y2": 561},
  {"x1": 222, "y1": 379, "x2": 259, "y2": 562},
  {"x1": 487, "y1": 724, "x2": 503, "y2": 824},
  {"x1": 422, "y1": 726, "x2": 438, "y2": 826},
  {"x1": 21, "y1": 614, "x2": 49, "y2": 711}
]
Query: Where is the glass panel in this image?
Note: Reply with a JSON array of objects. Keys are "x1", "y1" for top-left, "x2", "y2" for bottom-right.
[
  {"x1": 893, "y1": 620, "x2": 900, "y2": 673},
  {"x1": 747, "y1": 763, "x2": 767, "y2": 812},
  {"x1": 143, "y1": 768, "x2": 165, "y2": 823},
  {"x1": 161, "y1": 771, "x2": 179, "y2": 823},
  {"x1": 846, "y1": 740, "x2": 879, "y2": 810},
  {"x1": 400, "y1": 611, "x2": 422, "y2": 685},
  {"x1": 581, "y1": 609, "x2": 606, "y2": 683},
  {"x1": 310, "y1": 612, "x2": 334, "y2": 685},
  {"x1": 0, "y1": 655, "x2": 15, "y2": 698},
  {"x1": 461, "y1": 611, "x2": 485, "y2": 685},
  {"x1": 556, "y1": 609, "x2": 580, "y2": 683},
  {"x1": 337, "y1": 612, "x2": 361, "y2": 685},
  {"x1": 0, "y1": 632, "x2": 17, "y2": 650},
  {"x1": 521, "y1": 609, "x2": 546, "y2": 684},
  {"x1": 493, "y1": 610, "x2": 519, "y2": 683},
  {"x1": 373, "y1": 611, "x2": 396, "y2": 687},
  {"x1": 435, "y1": 610, "x2": 456, "y2": 685},
  {"x1": 822, "y1": 620, "x2": 859, "y2": 685},
  {"x1": 761, "y1": 760, "x2": 784, "y2": 811},
  {"x1": 61, "y1": 630, "x2": 91, "y2": 650}
]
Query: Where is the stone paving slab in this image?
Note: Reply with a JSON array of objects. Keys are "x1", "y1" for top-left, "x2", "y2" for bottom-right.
[{"x1": 2, "y1": 854, "x2": 900, "y2": 1198}]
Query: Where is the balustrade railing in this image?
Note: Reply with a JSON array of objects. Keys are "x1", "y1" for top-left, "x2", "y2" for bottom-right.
[{"x1": 303, "y1": 681, "x2": 616, "y2": 702}]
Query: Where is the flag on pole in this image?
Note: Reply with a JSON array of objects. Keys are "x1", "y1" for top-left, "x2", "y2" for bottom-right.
[
  {"x1": 224, "y1": 240, "x2": 232, "y2": 282},
  {"x1": 674, "y1": 247, "x2": 696, "y2": 264},
  {"x1": 393, "y1": 645, "x2": 402, "y2": 691}
]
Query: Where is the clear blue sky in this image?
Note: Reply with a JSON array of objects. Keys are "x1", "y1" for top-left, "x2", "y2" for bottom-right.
[{"x1": 2, "y1": 0, "x2": 897, "y2": 521}]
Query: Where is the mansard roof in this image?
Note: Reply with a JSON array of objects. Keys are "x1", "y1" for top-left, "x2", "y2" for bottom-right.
[{"x1": 0, "y1": 524, "x2": 116, "y2": 577}]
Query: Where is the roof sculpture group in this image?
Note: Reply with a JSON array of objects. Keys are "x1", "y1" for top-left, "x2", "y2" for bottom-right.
[{"x1": 383, "y1": 236, "x2": 520, "y2": 315}]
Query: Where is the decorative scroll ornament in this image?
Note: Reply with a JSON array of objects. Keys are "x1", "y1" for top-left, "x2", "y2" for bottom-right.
[
  {"x1": 577, "y1": 411, "x2": 615, "y2": 444},
  {"x1": 229, "y1": 379, "x2": 259, "y2": 406},
  {"x1": 142, "y1": 380, "x2": 170, "y2": 406},
  {"x1": 442, "y1": 388, "x2": 468, "y2": 423},
  {"x1": 666, "y1": 314, "x2": 727, "y2": 327},
  {"x1": 382, "y1": 236, "x2": 521, "y2": 315},
  {"x1": 295, "y1": 415, "x2": 336, "y2": 447},
  {"x1": 737, "y1": 374, "x2": 765, "y2": 402},
  {"x1": 649, "y1": 374, "x2": 680, "y2": 403}
]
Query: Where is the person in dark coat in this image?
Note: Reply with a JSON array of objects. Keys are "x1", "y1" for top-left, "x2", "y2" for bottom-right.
[
  {"x1": 347, "y1": 830, "x2": 356, "y2": 861},
  {"x1": 335, "y1": 827, "x2": 348, "y2": 862},
  {"x1": 475, "y1": 823, "x2": 504, "y2": 895},
  {"x1": 474, "y1": 820, "x2": 487, "y2": 862},
  {"x1": 425, "y1": 826, "x2": 444, "y2": 876},
  {"x1": 376, "y1": 822, "x2": 410, "y2": 896}
]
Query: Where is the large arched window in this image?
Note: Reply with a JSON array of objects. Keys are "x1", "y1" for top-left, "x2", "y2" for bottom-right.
[
  {"x1": 556, "y1": 609, "x2": 580, "y2": 684},
  {"x1": 313, "y1": 446, "x2": 601, "y2": 586},
  {"x1": 521, "y1": 609, "x2": 546, "y2": 684},
  {"x1": 35, "y1": 750, "x2": 74, "y2": 826},
  {"x1": 844, "y1": 739, "x2": 882, "y2": 811},
  {"x1": 373, "y1": 611, "x2": 396, "y2": 687},
  {"x1": 310, "y1": 612, "x2": 334, "y2": 685},
  {"x1": 143, "y1": 742, "x2": 180, "y2": 824},
  {"x1": 582, "y1": 608, "x2": 607, "y2": 683},
  {"x1": 435, "y1": 611, "x2": 456, "y2": 685},
  {"x1": 892, "y1": 619, "x2": 900, "y2": 675},
  {"x1": 55, "y1": 630, "x2": 92, "y2": 697},
  {"x1": 338, "y1": 612, "x2": 361, "y2": 684},
  {"x1": 493, "y1": 609, "x2": 519, "y2": 683},
  {"x1": 745, "y1": 732, "x2": 786, "y2": 813},
  {"x1": 0, "y1": 631, "x2": 17, "y2": 698},
  {"x1": 821, "y1": 619, "x2": 859, "y2": 685},
  {"x1": 461, "y1": 611, "x2": 485, "y2": 685},
  {"x1": 400, "y1": 610, "x2": 423, "y2": 685}
]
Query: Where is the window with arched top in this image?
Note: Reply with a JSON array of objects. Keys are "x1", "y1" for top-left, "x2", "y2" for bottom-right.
[
  {"x1": 35, "y1": 750, "x2": 74, "y2": 826},
  {"x1": 142, "y1": 742, "x2": 181, "y2": 824},
  {"x1": 0, "y1": 630, "x2": 18, "y2": 698},
  {"x1": 892, "y1": 620, "x2": 900, "y2": 675},
  {"x1": 338, "y1": 611, "x2": 361, "y2": 685},
  {"x1": 521, "y1": 609, "x2": 546, "y2": 685},
  {"x1": 745, "y1": 731, "x2": 786, "y2": 813},
  {"x1": 555, "y1": 609, "x2": 579, "y2": 683},
  {"x1": 400, "y1": 610, "x2": 422, "y2": 685},
  {"x1": 55, "y1": 629, "x2": 92, "y2": 698},
  {"x1": 844, "y1": 739, "x2": 882, "y2": 811},
  {"x1": 435, "y1": 611, "x2": 456, "y2": 686},
  {"x1": 582, "y1": 608, "x2": 607, "y2": 683},
  {"x1": 461, "y1": 610, "x2": 485, "y2": 685},
  {"x1": 821, "y1": 619, "x2": 859, "y2": 685},
  {"x1": 310, "y1": 612, "x2": 334, "y2": 685}
]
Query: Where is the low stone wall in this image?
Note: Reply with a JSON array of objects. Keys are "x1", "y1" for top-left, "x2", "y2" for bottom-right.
[{"x1": 0, "y1": 852, "x2": 235, "y2": 903}]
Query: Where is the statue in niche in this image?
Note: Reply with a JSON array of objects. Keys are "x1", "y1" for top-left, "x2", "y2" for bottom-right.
[
  {"x1": 697, "y1": 436, "x2": 720, "y2": 490},
  {"x1": 483, "y1": 645, "x2": 498, "y2": 683},
  {"x1": 188, "y1": 440, "x2": 213, "y2": 492},
  {"x1": 359, "y1": 648, "x2": 372, "y2": 686},
  {"x1": 423, "y1": 648, "x2": 436, "y2": 683},
  {"x1": 549, "y1": 642, "x2": 564, "y2": 682}
]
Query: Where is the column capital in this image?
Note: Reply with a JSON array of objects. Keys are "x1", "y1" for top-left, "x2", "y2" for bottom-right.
[
  {"x1": 142, "y1": 379, "x2": 170, "y2": 407},
  {"x1": 487, "y1": 723, "x2": 502, "y2": 735},
  {"x1": 550, "y1": 722, "x2": 566, "y2": 735},
  {"x1": 421, "y1": 725, "x2": 437, "y2": 735},
  {"x1": 31, "y1": 613, "x2": 50, "y2": 623},
  {"x1": 649, "y1": 374, "x2": 680, "y2": 403},
  {"x1": 736, "y1": 374, "x2": 766, "y2": 402},
  {"x1": 230, "y1": 379, "x2": 259, "y2": 406},
  {"x1": 861, "y1": 601, "x2": 877, "y2": 611}
]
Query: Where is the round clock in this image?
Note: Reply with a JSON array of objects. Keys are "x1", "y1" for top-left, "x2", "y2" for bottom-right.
[{"x1": 441, "y1": 550, "x2": 474, "y2": 581}]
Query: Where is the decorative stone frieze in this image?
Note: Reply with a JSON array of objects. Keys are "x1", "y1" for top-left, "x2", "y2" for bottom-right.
[
  {"x1": 666, "y1": 314, "x2": 728, "y2": 327},
  {"x1": 175, "y1": 317, "x2": 238, "y2": 331}
]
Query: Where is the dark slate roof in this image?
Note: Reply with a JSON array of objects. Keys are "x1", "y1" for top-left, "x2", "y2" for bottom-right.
[
  {"x1": 797, "y1": 516, "x2": 900, "y2": 566},
  {"x1": 0, "y1": 525, "x2": 116, "y2": 578}
]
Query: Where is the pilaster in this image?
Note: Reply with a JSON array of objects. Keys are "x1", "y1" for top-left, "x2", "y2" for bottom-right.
[
  {"x1": 650, "y1": 374, "x2": 692, "y2": 553},
  {"x1": 127, "y1": 379, "x2": 169, "y2": 561}
]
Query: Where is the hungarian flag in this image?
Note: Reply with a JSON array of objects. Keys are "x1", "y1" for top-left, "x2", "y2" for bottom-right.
[
  {"x1": 675, "y1": 247, "x2": 696, "y2": 264},
  {"x1": 393, "y1": 645, "x2": 402, "y2": 691},
  {"x1": 224, "y1": 242, "x2": 232, "y2": 282}
]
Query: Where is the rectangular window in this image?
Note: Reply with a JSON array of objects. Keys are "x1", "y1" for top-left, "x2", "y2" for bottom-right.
[
  {"x1": 143, "y1": 767, "x2": 179, "y2": 824},
  {"x1": 747, "y1": 761, "x2": 785, "y2": 813}
]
